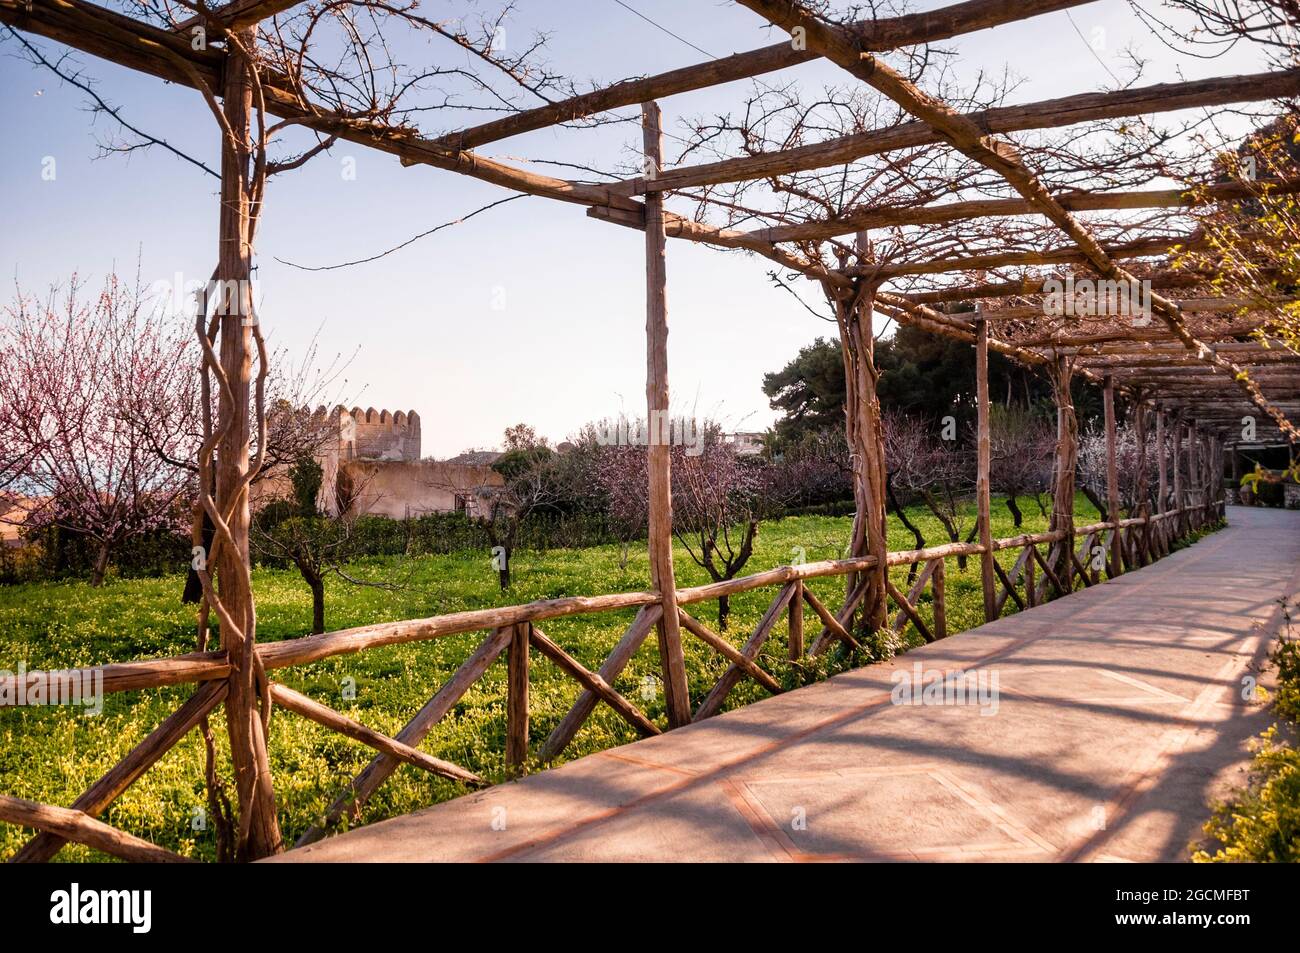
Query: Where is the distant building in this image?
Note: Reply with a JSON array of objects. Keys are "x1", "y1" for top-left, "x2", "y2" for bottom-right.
[
  {"x1": 0, "y1": 496, "x2": 37, "y2": 548},
  {"x1": 724, "y1": 431, "x2": 767, "y2": 457},
  {"x1": 260, "y1": 406, "x2": 505, "y2": 519}
]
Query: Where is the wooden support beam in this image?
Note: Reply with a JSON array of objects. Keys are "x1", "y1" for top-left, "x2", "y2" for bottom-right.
[
  {"x1": 269, "y1": 682, "x2": 484, "y2": 786},
  {"x1": 1030, "y1": 543, "x2": 1067, "y2": 597},
  {"x1": 993, "y1": 557, "x2": 1027, "y2": 612},
  {"x1": 871, "y1": 232, "x2": 1202, "y2": 278},
  {"x1": 642, "y1": 102, "x2": 691, "y2": 730},
  {"x1": 1159, "y1": 408, "x2": 1170, "y2": 517},
  {"x1": 1049, "y1": 356, "x2": 1078, "y2": 591},
  {"x1": 890, "y1": 558, "x2": 940, "y2": 635},
  {"x1": 1173, "y1": 418, "x2": 1186, "y2": 534},
  {"x1": 804, "y1": 584, "x2": 863, "y2": 653},
  {"x1": 993, "y1": 545, "x2": 1033, "y2": 614},
  {"x1": 216, "y1": 25, "x2": 280, "y2": 862},
  {"x1": 884, "y1": 577, "x2": 933, "y2": 643},
  {"x1": 173, "y1": 0, "x2": 302, "y2": 32},
  {"x1": 841, "y1": 261, "x2": 891, "y2": 632},
  {"x1": 975, "y1": 315, "x2": 997, "y2": 622}
]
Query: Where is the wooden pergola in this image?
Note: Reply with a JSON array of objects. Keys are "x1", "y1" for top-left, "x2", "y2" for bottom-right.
[{"x1": 2, "y1": 0, "x2": 1298, "y2": 862}]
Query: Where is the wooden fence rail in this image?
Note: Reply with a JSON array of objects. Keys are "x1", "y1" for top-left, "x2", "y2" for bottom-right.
[{"x1": 0, "y1": 497, "x2": 1224, "y2": 861}]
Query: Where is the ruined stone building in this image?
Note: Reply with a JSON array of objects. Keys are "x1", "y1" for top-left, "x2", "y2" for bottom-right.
[{"x1": 314, "y1": 407, "x2": 504, "y2": 519}]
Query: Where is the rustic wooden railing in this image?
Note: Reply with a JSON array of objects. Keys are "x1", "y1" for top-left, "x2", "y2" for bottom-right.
[{"x1": 0, "y1": 495, "x2": 1224, "y2": 861}]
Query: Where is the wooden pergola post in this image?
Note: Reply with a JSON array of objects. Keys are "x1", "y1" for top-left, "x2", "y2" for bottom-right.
[
  {"x1": 641, "y1": 101, "x2": 691, "y2": 729},
  {"x1": 216, "y1": 26, "x2": 281, "y2": 860},
  {"x1": 1156, "y1": 405, "x2": 1168, "y2": 516},
  {"x1": 975, "y1": 315, "x2": 996, "y2": 621},
  {"x1": 1048, "y1": 356, "x2": 1076, "y2": 593},
  {"x1": 1173, "y1": 417, "x2": 1185, "y2": 534},
  {"x1": 1132, "y1": 398, "x2": 1150, "y2": 565},
  {"x1": 835, "y1": 243, "x2": 889, "y2": 633},
  {"x1": 1189, "y1": 423, "x2": 1202, "y2": 523},
  {"x1": 1103, "y1": 375, "x2": 1121, "y2": 577}
]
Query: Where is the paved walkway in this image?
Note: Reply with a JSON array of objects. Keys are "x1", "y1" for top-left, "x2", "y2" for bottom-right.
[{"x1": 276, "y1": 507, "x2": 1300, "y2": 863}]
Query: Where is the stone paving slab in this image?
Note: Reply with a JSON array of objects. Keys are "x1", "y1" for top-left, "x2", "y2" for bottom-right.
[{"x1": 272, "y1": 507, "x2": 1300, "y2": 863}]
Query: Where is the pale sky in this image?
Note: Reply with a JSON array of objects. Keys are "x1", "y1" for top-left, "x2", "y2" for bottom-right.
[{"x1": 0, "y1": 1, "x2": 1275, "y2": 456}]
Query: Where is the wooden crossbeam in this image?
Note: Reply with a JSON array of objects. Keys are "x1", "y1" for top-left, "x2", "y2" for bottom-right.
[
  {"x1": 678, "y1": 609, "x2": 782, "y2": 694},
  {"x1": 985, "y1": 296, "x2": 1269, "y2": 321},
  {"x1": 528, "y1": 625, "x2": 661, "y2": 737},
  {"x1": 750, "y1": 178, "x2": 1300, "y2": 243},
  {"x1": 614, "y1": 68, "x2": 1300, "y2": 196},
  {"x1": 269, "y1": 682, "x2": 484, "y2": 785},
  {"x1": 737, "y1": 0, "x2": 1299, "y2": 439},
  {"x1": 1011, "y1": 320, "x2": 1271, "y2": 348},
  {"x1": 805, "y1": 583, "x2": 864, "y2": 655},
  {"x1": 1029, "y1": 543, "x2": 1067, "y2": 597},
  {"x1": 173, "y1": 0, "x2": 302, "y2": 32},
  {"x1": 294, "y1": 625, "x2": 511, "y2": 847},
  {"x1": 890, "y1": 558, "x2": 939, "y2": 634},
  {"x1": 538, "y1": 604, "x2": 663, "y2": 762},
  {"x1": 993, "y1": 557, "x2": 1026, "y2": 612},
  {"x1": 993, "y1": 545, "x2": 1033, "y2": 615},
  {"x1": 13, "y1": 681, "x2": 226, "y2": 863},
  {"x1": 434, "y1": 0, "x2": 1096, "y2": 150},
  {"x1": 872, "y1": 232, "x2": 1201, "y2": 277},
  {"x1": 0, "y1": 794, "x2": 193, "y2": 863},
  {"x1": 884, "y1": 577, "x2": 933, "y2": 642},
  {"x1": 904, "y1": 270, "x2": 1214, "y2": 304},
  {"x1": 694, "y1": 583, "x2": 795, "y2": 721}
]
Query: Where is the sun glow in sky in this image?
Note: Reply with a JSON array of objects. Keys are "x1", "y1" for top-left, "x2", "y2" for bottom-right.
[{"x1": 0, "y1": 1, "x2": 1275, "y2": 456}]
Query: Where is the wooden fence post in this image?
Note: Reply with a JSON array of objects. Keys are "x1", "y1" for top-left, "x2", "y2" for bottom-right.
[
  {"x1": 931, "y1": 558, "x2": 947, "y2": 638},
  {"x1": 788, "y1": 579, "x2": 804, "y2": 660},
  {"x1": 641, "y1": 101, "x2": 691, "y2": 729},
  {"x1": 975, "y1": 316, "x2": 996, "y2": 621},
  {"x1": 506, "y1": 622, "x2": 529, "y2": 771},
  {"x1": 1103, "y1": 375, "x2": 1121, "y2": 577}
]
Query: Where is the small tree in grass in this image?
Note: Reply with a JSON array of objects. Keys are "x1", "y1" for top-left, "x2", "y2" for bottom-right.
[
  {"x1": 988, "y1": 406, "x2": 1055, "y2": 528},
  {"x1": 599, "y1": 421, "x2": 771, "y2": 630},
  {"x1": 252, "y1": 456, "x2": 387, "y2": 634}
]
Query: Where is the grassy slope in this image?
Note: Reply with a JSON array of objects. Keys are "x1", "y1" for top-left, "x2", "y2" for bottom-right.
[{"x1": 0, "y1": 493, "x2": 1103, "y2": 860}]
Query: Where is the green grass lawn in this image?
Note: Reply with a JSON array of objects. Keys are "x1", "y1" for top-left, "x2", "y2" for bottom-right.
[{"x1": 0, "y1": 493, "x2": 1107, "y2": 860}]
